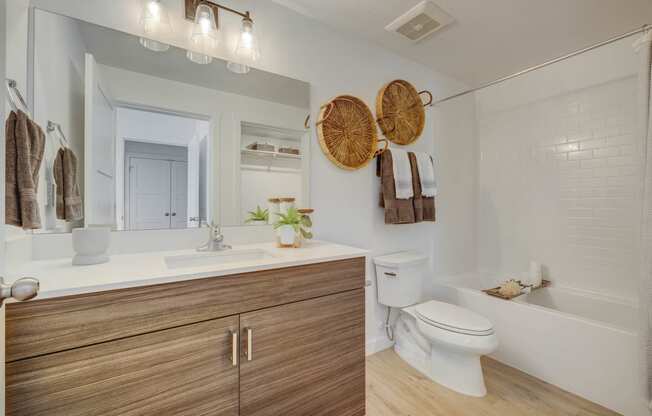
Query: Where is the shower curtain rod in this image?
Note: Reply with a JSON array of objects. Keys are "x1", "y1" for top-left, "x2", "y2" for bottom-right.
[{"x1": 433, "y1": 24, "x2": 651, "y2": 105}]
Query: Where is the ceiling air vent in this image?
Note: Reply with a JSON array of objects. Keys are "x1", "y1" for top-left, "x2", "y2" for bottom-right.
[{"x1": 385, "y1": 1, "x2": 454, "y2": 42}]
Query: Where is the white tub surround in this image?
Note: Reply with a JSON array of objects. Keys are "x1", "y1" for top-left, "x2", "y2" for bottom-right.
[
  {"x1": 434, "y1": 273, "x2": 645, "y2": 416},
  {"x1": 10, "y1": 241, "x2": 367, "y2": 300}
]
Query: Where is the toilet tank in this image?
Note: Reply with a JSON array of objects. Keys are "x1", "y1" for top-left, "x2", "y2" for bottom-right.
[{"x1": 374, "y1": 252, "x2": 428, "y2": 308}]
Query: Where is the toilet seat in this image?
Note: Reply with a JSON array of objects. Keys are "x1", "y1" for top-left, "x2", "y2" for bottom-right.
[{"x1": 415, "y1": 301, "x2": 494, "y2": 336}]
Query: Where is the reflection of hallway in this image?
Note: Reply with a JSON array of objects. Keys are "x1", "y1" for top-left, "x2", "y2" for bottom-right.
[{"x1": 116, "y1": 108, "x2": 210, "y2": 231}]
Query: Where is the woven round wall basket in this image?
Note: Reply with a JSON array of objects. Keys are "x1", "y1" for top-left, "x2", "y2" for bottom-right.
[
  {"x1": 376, "y1": 80, "x2": 432, "y2": 146},
  {"x1": 316, "y1": 95, "x2": 387, "y2": 170}
]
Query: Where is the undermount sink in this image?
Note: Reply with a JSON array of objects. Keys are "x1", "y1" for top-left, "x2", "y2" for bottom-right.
[{"x1": 165, "y1": 249, "x2": 274, "y2": 269}]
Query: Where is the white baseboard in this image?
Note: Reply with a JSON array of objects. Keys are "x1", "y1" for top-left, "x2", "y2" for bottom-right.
[{"x1": 366, "y1": 336, "x2": 394, "y2": 356}]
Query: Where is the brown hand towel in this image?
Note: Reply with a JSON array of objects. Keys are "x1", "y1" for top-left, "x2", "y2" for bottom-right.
[
  {"x1": 53, "y1": 147, "x2": 83, "y2": 221},
  {"x1": 5, "y1": 110, "x2": 45, "y2": 229},
  {"x1": 409, "y1": 152, "x2": 436, "y2": 222},
  {"x1": 5, "y1": 112, "x2": 19, "y2": 227},
  {"x1": 378, "y1": 150, "x2": 416, "y2": 224}
]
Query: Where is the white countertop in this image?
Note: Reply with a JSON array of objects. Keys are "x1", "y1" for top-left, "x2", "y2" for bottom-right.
[{"x1": 14, "y1": 241, "x2": 368, "y2": 300}]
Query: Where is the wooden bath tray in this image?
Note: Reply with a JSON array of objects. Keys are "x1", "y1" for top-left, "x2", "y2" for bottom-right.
[{"x1": 483, "y1": 280, "x2": 551, "y2": 300}]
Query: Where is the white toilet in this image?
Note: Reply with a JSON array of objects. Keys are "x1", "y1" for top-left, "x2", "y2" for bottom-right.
[{"x1": 374, "y1": 252, "x2": 498, "y2": 397}]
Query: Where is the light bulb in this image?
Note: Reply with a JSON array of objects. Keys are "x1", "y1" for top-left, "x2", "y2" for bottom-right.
[
  {"x1": 187, "y1": 4, "x2": 218, "y2": 65},
  {"x1": 138, "y1": 0, "x2": 172, "y2": 52},
  {"x1": 233, "y1": 16, "x2": 260, "y2": 65},
  {"x1": 147, "y1": 1, "x2": 161, "y2": 17}
]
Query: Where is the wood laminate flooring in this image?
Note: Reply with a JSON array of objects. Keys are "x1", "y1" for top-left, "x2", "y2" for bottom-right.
[{"x1": 366, "y1": 349, "x2": 619, "y2": 416}]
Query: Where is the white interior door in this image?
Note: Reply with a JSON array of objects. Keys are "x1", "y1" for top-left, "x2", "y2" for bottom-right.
[
  {"x1": 84, "y1": 53, "x2": 116, "y2": 227},
  {"x1": 171, "y1": 161, "x2": 188, "y2": 229},
  {"x1": 128, "y1": 157, "x2": 172, "y2": 230}
]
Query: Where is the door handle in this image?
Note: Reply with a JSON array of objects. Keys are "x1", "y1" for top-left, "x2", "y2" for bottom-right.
[
  {"x1": 230, "y1": 330, "x2": 238, "y2": 367},
  {"x1": 0, "y1": 277, "x2": 39, "y2": 305},
  {"x1": 171, "y1": 212, "x2": 177, "y2": 217},
  {"x1": 165, "y1": 213, "x2": 170, "y2": 217},
  {"x1": 244, "y1": 328, "x2": 253, "y2": 361}
]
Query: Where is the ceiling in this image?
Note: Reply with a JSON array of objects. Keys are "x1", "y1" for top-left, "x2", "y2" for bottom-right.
[{"x1": 272, "y1": 0, "x2": 652, "y2": 87}]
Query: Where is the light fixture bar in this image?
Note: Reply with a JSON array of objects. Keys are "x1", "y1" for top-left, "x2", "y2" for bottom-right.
[{"x1": 185, "y1": 0, "x2": 251, "y2": 24}]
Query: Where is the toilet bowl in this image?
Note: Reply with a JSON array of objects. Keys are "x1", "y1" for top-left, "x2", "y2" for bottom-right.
[
  {"x1": 374, "y1": 252, "x2": 499, "y2": 397},
  {"x1": 395, "y1": 301, "x2": 498, "y2": 397}
]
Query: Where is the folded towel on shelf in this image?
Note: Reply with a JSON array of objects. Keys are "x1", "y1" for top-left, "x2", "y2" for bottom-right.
[
  {"x1": 378, "y1": 150, "x2": 415, "y2": 224},
  {"x1": 5, "y1": 110, "x2": 45, "y2": 229},
  {"x1": 414, "y1": 152, "x2": 437, "y2": 197},
  {"x1": 390, "y1": 148, "x2": 414, "y2": 199},
  {"x1": 409, "y1": 152, "x2": 436, "y2": 222},
  {"x1": 53, "y1": 147, "x2": 83, "y2": 221}
]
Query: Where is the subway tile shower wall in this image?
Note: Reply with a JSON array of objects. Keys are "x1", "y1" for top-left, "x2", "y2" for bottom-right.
[{"x1": 476, "y1": 75, "x2": 641, "y2": 302}]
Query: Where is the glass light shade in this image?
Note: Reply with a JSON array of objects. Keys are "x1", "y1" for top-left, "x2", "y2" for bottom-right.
[
  {"x1": 139, "y1": 38, "x2": 170, "y2": 52},
  {"x1": 226, "y1": 61, "x2": 250, "y2": 74},
  {"x1": 138, "y1": 0, "x2": 172, "y2": 52},
  {"x1": 233, "y1": 17, "x2": 260, "y2": 65},
  {"x1": 187, "y1": 4, "x2": 218, "y2": 65}
]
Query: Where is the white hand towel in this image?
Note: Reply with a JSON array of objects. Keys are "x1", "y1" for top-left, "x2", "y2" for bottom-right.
[
  {"x1": 415, "y1": 152, "x2": 437, "y2": 197},
  {"x1": 391, "y1": 149, "x2": 413, "y2": 199}
]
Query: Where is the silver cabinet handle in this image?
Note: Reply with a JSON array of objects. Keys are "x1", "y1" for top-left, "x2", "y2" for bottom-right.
[
  {"x1": 244, "y1": 328, "x2": 253, "y2": 361},
  {"x1": 0, "y1": 277, "x2": 39, "y2": 305},
  {"x1": 230, "y1": 330, "x2": 238, "y2": 367}
]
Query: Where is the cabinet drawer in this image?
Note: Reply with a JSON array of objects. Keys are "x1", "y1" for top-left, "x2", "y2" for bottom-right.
[
  {"x1": 6, "y1": 257, "x2": 365, "y2": 361},
  {"x1": 7, "y1": 317, "x2": 240, "y2": 416}
]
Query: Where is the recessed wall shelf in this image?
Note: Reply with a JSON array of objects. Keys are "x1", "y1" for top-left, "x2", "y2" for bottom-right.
[{"x1": 241, "y1": 149, "x2": 302, "y2": 160}]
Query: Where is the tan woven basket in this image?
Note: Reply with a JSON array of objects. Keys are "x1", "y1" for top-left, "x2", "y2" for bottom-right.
[
  {"x1": 316, "y1": 95, "x2": 387, "y2": 170},
  {"x1": 376, "y1": 80, "x2": 432, "y2": 146}
]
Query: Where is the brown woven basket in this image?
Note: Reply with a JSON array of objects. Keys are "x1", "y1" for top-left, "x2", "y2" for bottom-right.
[
  {"x1": 316, "y1": 95, "x2": 387, "y2": 170},
  {"x1": 376, "y1": 80, "x2": 432, "y2": 146}
]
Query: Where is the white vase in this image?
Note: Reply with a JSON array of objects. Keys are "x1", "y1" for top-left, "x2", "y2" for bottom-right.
[
  {"x1": 251, "y1": 220, "x2": 267, "y2": 226},
  {"x1": 72, "y1": 227, "x2": 111, "y2": 265},
  {"x1": 277, "y1": 225, "x2": 296, "y2": 246}
]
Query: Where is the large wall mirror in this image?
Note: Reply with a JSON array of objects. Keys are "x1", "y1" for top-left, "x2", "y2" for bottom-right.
[{"x1": 30, "y1": 9, "x2": 310, "y2": 233}]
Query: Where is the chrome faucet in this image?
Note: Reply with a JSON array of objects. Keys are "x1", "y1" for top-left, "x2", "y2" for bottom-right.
[{"x1": 197, "y1": 223, "x2": 232, "y2": 252}]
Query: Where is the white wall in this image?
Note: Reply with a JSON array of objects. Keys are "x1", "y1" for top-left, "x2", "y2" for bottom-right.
[
  {"x1": 474, "y1": 37, "x2": 641, "y2": 303},
  {"x1": 32, "y1": 9, "x2": 87, "y2": 232},
  {"x1": 12, "y1": 0, "x2": 470, "y2": 353}
]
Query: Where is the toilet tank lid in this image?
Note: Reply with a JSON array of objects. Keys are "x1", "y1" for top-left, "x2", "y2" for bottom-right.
[{"x1": 374, "y1": 252, "x2": 428, "y2": 268}]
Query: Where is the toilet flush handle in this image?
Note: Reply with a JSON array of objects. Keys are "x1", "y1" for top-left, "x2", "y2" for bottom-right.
[{"x1": 384, "y1": 272, "x2": 398, "y2": 278}]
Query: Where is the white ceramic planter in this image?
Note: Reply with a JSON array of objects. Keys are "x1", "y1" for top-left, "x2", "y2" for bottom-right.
[
  {"x1": 250, "y1": 220, "x2": 267, "y2": 226},
  {"x1": 277, "y1": 225, "x2": 296, "y2": 246},
  {"x1": 72, "y1": 227, "x2": 111, "y2": 265}
]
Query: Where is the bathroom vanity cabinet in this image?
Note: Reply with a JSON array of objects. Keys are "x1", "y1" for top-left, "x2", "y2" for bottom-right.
[{"x1": 5, "y1": 257, "x2": 366, "y2": 416}]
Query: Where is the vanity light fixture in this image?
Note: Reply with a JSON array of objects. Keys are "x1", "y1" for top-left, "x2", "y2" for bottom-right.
[
  {"x1": 184, "y1": 0, "x2": 260, "y2": 73},
  {"x1": 187, "y1": 3, "x2": 219, "y2": 64},
  {"x1": 229, "y1": 14, "x2": 260, "y2": 73},
  {"x1": 138, "y1": 0, "x2": 173, "y2": 52}
]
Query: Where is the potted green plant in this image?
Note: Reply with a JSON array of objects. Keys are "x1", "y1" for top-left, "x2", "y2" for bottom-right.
[
  {"x1": 274, "y1": 207, "x2": 312, "y2": 247},
  {"x1": 245, "y1": 206, "x2": 269, "y2": 225}
]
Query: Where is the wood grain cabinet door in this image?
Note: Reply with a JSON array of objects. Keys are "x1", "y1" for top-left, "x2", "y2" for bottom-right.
[
  {"x1": 6, "y1": 317, "x2": 240, "y2": 416},
  {"x1": 239, "y1": 289, "x2": 366, "y2": 416}
]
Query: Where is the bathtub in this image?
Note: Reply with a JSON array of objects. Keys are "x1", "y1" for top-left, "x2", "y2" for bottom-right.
[{"x1": 432, "y1": 273, "x2": 645, "y2": 416}]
